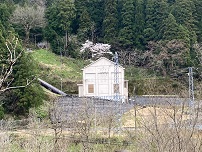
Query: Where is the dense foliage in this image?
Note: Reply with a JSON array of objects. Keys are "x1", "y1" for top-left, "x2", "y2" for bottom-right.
[
  {"x1": 42, "y1": 0, "x2": 202, "y2": 74},
  {"x1": 8, "y1": 1, "x2": 202, "y2": 55},
  {"x1": 3, "y1": 52, "x2": 46, "y2": 116},
  {"x1": 1, "y1": 0, "x2": 202, "y2": 105},
  {"x1": 0, "y1": 2, "x2": 45, "y2": 117},
  {"x1": 45, "y1": 0, "x2": 76, "y2": 56}
]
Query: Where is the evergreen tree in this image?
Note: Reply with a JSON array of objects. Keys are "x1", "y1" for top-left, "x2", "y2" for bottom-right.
[
  {"x1": 102, "y1": 0, "x2": 118, "y2": 44},
  {"x1": 75, "y1": 0, "x2": 93, "y2": 42},
  {"x1": 160, "y1": 13, "x2": 189, "y2": 43},
  {"x1": 167, "y1": 0, "x2": 176, "y2": 4},
  {"x1": 143, "y1": 28, "x2": 155, "y2": 42},
  {"x1": 134, "y1": 0, "x2": 145, "y2": 49},
  {"x1": 77, "y1": 9, "x2": 93, "y2": 42},
  {"x1": 177, "y1": 25, "x2": 190, "y2": 45},
  {"x1": 118, "y1": 0, "x2": 135, "y2": 50},
  {"x1": 172, "y1": 0, "x2": 197, "y2": 45},
  {"x1": 144, "y1": 0, "x2": 156, "y2": 41},
  {"x1": 0, "y1": 3, "x2": 45, "y2": 117},
  {"x1": 45, "y1": 0, "x2": 76, "y2": 55},
  {"x1": 0, "y1": 4, "x2": 15, "y2": 92},
  {"x1": 145, "y1": 0, "x2": 156, "y2": 30},
  {"x1": 193, "y1": 0, "x2": 202, "y2": 42},
  {"x1": 43, "y1": 25, "x2": 60, "y2": 54},
  {"x1": 0, "y1": 3, "x2": 15, "y2": 77},
  {"x1": 0, "y1": 3, "x2": 13, "y2": 36},
  {"x1": 172, "y1": 0, "x2": 195, "y2": 29},
  {"x1": 145, "y1": 0, "x2": 169, "y2": 40},
  {"x1": 161, "y1": 13, "x2": 179, "y2": 41},
  {"x1": 3, "y1": 52, "x2": 45, "y2": 115},
  {"x1": 87, "y1": 0, "x2": 104, "y2": 42}
]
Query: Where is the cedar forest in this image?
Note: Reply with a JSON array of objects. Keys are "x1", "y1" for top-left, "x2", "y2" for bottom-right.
[{"x1": 1, "y1": 0, "x2": 202, "y2": 117}]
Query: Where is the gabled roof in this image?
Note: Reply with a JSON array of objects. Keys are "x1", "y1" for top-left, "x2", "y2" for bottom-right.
[{"x1": 82, "y1": 57, "x2": 124, "y2": 70}]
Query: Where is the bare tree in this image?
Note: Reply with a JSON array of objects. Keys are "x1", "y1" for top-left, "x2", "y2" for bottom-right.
[
  {"x1": 123, "y1": 98, "x2": 202, "y2": 152},
  {"x1": 141, "y1": 40, "x2": 188, "y2": 76},
  {"x1": 71, "y1": 98, "x2": 95, "y2": 152},
  {"x1": 0, "y1": 36, "x2": 35, "y2": 93},
  {"x1": 10, "y1": 5, "x2": 45, "y2": 44}
]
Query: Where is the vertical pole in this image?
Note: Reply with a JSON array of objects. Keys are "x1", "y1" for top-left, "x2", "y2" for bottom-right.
[
  {"x1": 134, "y1": 101, "x2": 137, "y2": 152},
  {"x1": 94, "y1": 101, "x2": 97, "y2": 133},
  {"x1": 59, "y1": 39, "x2": 63, "y2": 91},
  {"x1": 188, "y1": 67, "x2": 194, "y2": 121},
  {"x1": 34, "y1": 35, "x2": 36, "y2": 47},
  {"x1": 114, "y1": 52, "x2": 119, "y2": 101},
  {"x1": 60, "y1": 78, "x2": 63, "y2": 91},
  {"x1": 114, "y1": 52, "x2": 121, "y2": 133},
  {"x1": 188, "y1": 67, "x2": 194, "y2": 109},
  {"x1": 134, "y1": 102, "x2": 137, "y2": 133}
]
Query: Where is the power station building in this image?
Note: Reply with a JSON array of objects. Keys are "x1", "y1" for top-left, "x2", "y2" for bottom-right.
[{"x1": 77, "y1": 57, "x2": 128, "y2": 102}]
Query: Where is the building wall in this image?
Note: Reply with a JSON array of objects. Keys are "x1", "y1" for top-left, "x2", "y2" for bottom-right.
[
  {"x1": 78, "y1": 58, "x2": 128, "y2": 102},
  {"x1": 77, "y1": 84, "x2": 83, "y2": 97}
]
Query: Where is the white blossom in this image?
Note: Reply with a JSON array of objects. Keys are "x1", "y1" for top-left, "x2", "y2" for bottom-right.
[{"x1": 80, "y1": 40, "x2": 112, "y2": 58}]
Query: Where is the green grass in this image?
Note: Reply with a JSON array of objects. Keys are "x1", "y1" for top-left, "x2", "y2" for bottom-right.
[
  {"x1": 31, "y1": 49, "x2": 62, "y2": 65},
  {"x1": 31, "y1": 49, "x2": 89, "y2": 80},
  {"x1": 31, "y1": 49, "x2": 89, "y2": 94}
]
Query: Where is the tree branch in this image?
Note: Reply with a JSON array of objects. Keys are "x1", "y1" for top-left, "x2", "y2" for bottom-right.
[{"x1": 0, "y1": 36, "x2": 35, "y2": 93}]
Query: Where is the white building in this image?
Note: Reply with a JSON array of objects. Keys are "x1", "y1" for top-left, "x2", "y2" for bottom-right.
[{"x1": 77, "y1": 57, "x2": 128, "y2": 102}]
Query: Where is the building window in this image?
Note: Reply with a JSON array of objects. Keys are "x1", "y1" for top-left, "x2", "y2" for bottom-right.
[
  {"x1": 88, "y1": 84, "x2": 94, "y2": 93},
  {"x1": 114, "y1": 84, "x2": 119, "y2": 93}
]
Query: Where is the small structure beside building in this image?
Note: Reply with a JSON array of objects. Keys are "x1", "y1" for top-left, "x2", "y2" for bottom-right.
[{"x1": 77, "y1": 57, "x2": 128, "y2": 102}]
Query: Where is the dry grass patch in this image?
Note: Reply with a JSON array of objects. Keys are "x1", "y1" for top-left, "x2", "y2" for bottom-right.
[{"x1": 122, "y1": 106, "x2": 190, "y2": 128}]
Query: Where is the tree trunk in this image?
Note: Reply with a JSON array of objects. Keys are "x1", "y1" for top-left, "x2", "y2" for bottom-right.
[
  {"x1": 25, "y1": 25, "x2": 30, "y2": 45},
  {"x1": 129, "y1": 52, "x2": 131, "y2": 66},
  {"x1": 65, "y1": 30, "x2": 68, "y2": 48},
  {"x1": 65, "y1": 30, "x2": 68, "y2": 56}
]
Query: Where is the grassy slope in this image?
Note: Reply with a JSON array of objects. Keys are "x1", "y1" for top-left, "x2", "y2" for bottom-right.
[{"x1": 31, "y1": 49, "x2": 89, "y2": 94}]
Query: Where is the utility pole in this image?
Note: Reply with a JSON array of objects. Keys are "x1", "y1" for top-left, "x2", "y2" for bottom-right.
[
  {"x1": 188, "y1": 67, "x2": 194, "y2": 109},
  {"x1": 60, "y1": 46, "x2": 63, "y2": 91},
  {"x1": 114, "y1": 52, "x2": 121, "y2": 134},
  {"x1": 188, "y1": 67, "x2": 194, "y2": 125},
  {"x1": 114, "y1": 52, "x2": 119, "y2": 101},
  {"x1": 57, "y1": 39, "x2": 63, "y2": 91}
]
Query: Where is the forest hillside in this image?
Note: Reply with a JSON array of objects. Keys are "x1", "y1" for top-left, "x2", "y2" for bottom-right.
[{"x1": 1, "y1": 0, "x2": 202, "y2": 117}]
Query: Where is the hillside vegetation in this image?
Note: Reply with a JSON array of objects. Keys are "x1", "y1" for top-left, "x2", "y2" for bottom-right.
[
  {"x1": 31, "y1": 49, "x2": 189, "y2": 97},
  {"x1": 0, "y1": 1, "x2": 202, "y2": 151},
  {"x1": 1, "y1": 0, "x2": 202, "y2": 117},
  {"x1": 31, "y1": 49, "x2": 89, "y2": 94}
]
